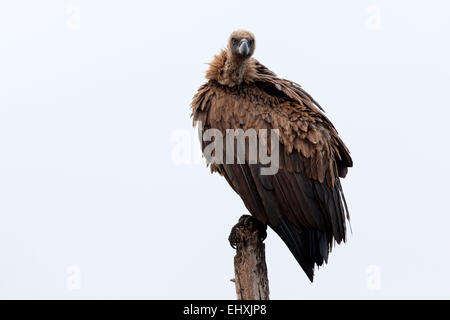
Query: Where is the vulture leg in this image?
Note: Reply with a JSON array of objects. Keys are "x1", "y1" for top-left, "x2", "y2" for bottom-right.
[{"x1": 228, "y1": 215, "x2": 267, "y2": 249}]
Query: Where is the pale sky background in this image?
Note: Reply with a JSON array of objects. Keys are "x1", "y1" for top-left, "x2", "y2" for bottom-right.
[{"x1": 0, "y1": 0, "x2": 449, "y2": 299}]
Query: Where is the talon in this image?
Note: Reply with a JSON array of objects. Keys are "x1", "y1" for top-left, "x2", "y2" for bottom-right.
[
  {"x1": 228, "y1": 225, "x2": 239, "y2": 249},
  {"x1": 259, "y1": 228, "x2": 267, "y2": 242},
  {"x1": 228, "y1": 214, "x2": 267, "y2": 248}
]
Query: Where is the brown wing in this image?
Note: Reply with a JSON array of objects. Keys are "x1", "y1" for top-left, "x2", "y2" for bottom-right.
[
  {"x1": 252, "y1": 59, "x2": 353, "y2": 176},
  {"x1": 191, "y1": 68, "x2": 352, "y2": 281}
]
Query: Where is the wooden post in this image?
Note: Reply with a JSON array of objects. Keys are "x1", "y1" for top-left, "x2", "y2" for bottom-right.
[{"x1": 230, "y1": 216, "x2": 270, "y2": 300}]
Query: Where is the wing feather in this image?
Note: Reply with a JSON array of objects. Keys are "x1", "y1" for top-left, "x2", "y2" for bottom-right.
[{"x1": 191, "y1": 61, "x2": 352, "y2": 281}]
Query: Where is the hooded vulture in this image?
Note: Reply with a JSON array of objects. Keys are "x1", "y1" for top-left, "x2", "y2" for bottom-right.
[{"x1": 191, "y1": 30, "x2": 353, "y2": 281}]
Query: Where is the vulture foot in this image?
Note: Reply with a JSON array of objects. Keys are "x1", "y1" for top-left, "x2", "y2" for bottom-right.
[{"x1": 228, "y1": 215, "x2": 267, "y2": 249}]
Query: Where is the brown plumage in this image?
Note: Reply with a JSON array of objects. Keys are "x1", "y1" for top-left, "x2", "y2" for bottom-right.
[{"x1": 191, "y1": 30, "x2": 353, "y2": 281}]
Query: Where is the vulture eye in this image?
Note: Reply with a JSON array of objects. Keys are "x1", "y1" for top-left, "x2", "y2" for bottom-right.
[
  {"x1": 231, "y1": 38, "x2": 238, "y2": 45},
  {"x1": 249, "y1": 39, "x2": 254, "y2": 45}
]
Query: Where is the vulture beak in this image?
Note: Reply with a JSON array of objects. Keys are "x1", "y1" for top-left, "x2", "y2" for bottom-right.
[{"x1": 238, "y1": 39, "x2": 250, "y2": 57}]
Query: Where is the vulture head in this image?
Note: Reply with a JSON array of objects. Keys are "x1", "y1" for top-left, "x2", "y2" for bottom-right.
[{"x1": 227, "y1": 30, "x2": 255, "y2": 59}]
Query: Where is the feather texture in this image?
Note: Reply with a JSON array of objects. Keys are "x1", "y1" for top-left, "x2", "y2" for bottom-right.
[{"x1": 191, "y1": 33, "x2": 353, "y2": 281}]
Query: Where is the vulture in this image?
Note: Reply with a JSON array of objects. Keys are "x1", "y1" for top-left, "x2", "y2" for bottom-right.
[{"x1": 191, "y1": 30, "x2": 353, "y2": 281}]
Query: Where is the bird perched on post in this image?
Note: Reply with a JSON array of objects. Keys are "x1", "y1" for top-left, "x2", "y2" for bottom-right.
[{"x1": 191, "y1": 30, "x2": 353, "y2": 281}]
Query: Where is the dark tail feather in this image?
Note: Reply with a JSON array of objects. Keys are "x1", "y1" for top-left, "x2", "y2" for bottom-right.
[{"x1": 271, "y1": 217, "x2": 329, "y2": 282}]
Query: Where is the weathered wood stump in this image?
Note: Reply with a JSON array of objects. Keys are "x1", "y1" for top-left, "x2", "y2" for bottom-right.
[{"x1": 229, "y1": 215, "x2": 270, "y2": 300}]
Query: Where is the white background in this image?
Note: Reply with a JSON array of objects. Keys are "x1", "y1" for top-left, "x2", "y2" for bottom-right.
[{"x1": 0, "y1": 0, "x2": 449, "y2": 299}]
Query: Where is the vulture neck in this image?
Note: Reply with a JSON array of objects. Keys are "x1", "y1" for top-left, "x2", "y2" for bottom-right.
[{"x1": 206, "y1": 50, "x2": 256, "y2": 87}]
